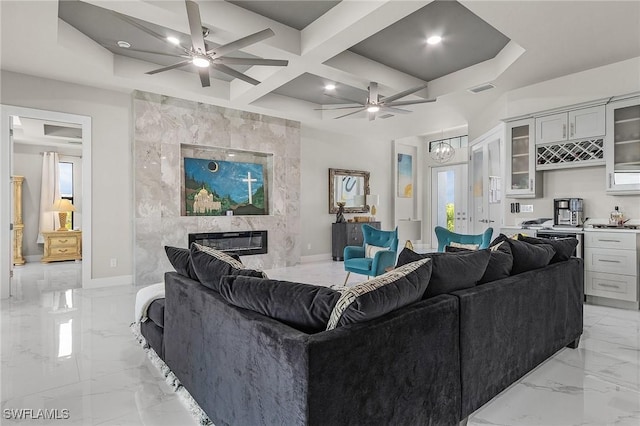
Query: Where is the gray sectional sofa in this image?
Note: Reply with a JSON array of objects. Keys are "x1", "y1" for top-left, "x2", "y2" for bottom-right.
[{"x1": 141, "y1": 246, "x2": 583, "y2": 425}]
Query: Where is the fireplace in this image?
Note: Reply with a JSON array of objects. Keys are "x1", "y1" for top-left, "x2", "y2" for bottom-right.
[{"x1": 188, "y1": 230, "x2": 268, "y2": 256}]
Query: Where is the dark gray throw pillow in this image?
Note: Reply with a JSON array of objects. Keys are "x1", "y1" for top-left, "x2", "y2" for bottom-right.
[
  {"x1": 517, "y1": 234, "x2": 578, "y2": 263},
  {"x1": 190, "y1": 243, "x2": 266, "y2": 292},
  {"x1": 219, "y1": 276, "x2": 341, "y2": 333},
  {"x1": 165, "y1": 246, "x2": 199, "y2": 280},
  {"x1": 446, "y1": 241, "x2": 513, "y2": 284},
  {"x1": 491, "y1": 234, "x2": 555, "y2": 275},
  {"x1": 327, "y1": 257, "x2": 433, "y2": 330},
  {"x1": 396, "y1": 248, "x2": 490, "y2": 298}
]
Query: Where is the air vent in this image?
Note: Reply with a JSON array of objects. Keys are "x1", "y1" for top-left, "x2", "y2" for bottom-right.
[{"x1": 468, "y1": 83, "x2": 496, "y2": 94}]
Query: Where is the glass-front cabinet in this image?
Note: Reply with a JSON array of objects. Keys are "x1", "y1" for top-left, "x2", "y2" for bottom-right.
[
  {"x1": 606, "y1": 95, "x2": 640, "y2": 194},
  {"x1": 505, "y1": 118, "x2": 542, "y2": 198}
]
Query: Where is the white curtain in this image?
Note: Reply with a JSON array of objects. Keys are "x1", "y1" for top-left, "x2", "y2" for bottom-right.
[{"x1": 37, "y1": 152, "x2": 60, "y2": 243}]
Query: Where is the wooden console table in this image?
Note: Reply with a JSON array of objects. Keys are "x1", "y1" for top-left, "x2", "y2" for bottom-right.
[{"x1": 41, "y1": 230, "x2": 82, "y2": 263}]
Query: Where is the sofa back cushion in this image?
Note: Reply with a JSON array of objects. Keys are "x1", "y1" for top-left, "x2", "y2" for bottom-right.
[
  {"x1": 219, "y1": 276, "x2": 340, "y2": 333},
  {"x1": 517, "y1": 234, "x2": 578, "y2": 263},
  {"x1": 490, "y1": 234, "x2": 555, "y2": 275},
  {"x1": 446, "y1": 241, "x2": 513, "y2": 284},
  {"x1": 397, "y1": 248, "x2": 491, "y2": 298},
  {"x1": 327, "y1": 257, "x2": 433, "y2": 330},
  {"x1": 190, "y1": 243, "x2": 266, "y2": 292}
]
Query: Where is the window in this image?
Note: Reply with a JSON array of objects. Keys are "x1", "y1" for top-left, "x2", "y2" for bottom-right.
[
  {"x1": 59, "y1": 162, "x2": 74, "y2": 229},
  {"x1": 428, "y1": 135, "x2": 468, "y2": 152}
]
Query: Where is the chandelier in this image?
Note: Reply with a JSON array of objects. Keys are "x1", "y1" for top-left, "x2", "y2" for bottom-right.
[{"x1": 431, "y1": 140, "x2": 455, "y2": 163}]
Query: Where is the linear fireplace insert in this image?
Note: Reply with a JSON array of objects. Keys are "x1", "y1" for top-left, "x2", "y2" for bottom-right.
[{"x1": 188, "y1": 230, "x2": 268, "y2": 256}]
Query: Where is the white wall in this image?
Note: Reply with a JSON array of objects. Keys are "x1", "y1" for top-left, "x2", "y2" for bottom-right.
[
  {"x1": 1, "y1": 71, "x2": 132, "y2": 280},
  {"x1": 300, "y1": 125, "x2": 393, "y2": 258}
]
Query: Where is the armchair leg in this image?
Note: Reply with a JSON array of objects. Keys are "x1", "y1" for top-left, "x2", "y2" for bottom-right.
[{"x1": 343, "y1": 272, "x2": 350, "y2": 286}]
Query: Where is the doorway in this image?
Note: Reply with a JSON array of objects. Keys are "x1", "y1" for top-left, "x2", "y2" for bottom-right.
[
  {"x1": 431, "y1": 163, "x2": 469, "y2": 243},
  {"x1": 469, "y1": 127, "x2": 504, "y2": 239},
  {"x1": 1, "y1": 105, "x2": 91, "y2": 299}
]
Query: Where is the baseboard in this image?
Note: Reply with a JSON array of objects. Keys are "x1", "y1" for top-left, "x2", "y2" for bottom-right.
[
  {"x1": 586, "y1": 295, "x2": 639, "y2": 310},
  {"x1": 84, "y1": 274, "x2": 133, "y2": 289},
  {"x1": 300, "y1": 253, "x2": 332, "y2": 263}
]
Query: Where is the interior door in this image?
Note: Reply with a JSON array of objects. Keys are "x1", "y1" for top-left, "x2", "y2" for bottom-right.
[
  {"x1": 470, "y1": 137, "x2": 502, "y2": 239},
  {"x1": 431, "y1": 164, "x2": 468, "y2": 244}
]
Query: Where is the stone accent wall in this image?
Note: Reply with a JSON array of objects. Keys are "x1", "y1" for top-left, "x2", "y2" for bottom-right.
[{"x1": 133, "y1": 91, "x2": 301, "y2": 285}]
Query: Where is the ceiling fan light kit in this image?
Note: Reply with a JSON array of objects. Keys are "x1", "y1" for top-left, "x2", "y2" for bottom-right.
[{"x1": 111, "y1": 0, "x2": 288, "y2": 87}]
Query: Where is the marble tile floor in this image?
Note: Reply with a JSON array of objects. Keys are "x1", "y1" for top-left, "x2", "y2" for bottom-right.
[{"x1": 2, "y1": 260, "x2": 640, "y2": 425}]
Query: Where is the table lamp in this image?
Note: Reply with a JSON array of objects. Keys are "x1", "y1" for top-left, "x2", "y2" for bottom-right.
[
  {"x1": 52, "y1": 199, "x2": 75, "y2": 231},
  {"x1": 398, "y1": 219, "x2": 422, "y2": 250}
]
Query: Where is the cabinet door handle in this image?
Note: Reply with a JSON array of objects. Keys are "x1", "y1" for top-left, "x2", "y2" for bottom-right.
[
  {"x1": 59, "y1": 249, "x2": 68, "y2": 253},
  {"x1": 562, "y1": 124, "x2": 566, "y2": 138},
  {"x1": 529, "y1": 179, "x2": 533, "y2": 189},
  {"x1": 570, "y1": 123, "x2": 574, "y2": 137},
  {"x1": 598, "y1": 259, "x2": 621, "y2": 263},
  {"x1": 609, "y1": 173, "x2": 613, "y2": 188},
  {"x1": 58, "y1": 239, "x2": 68, "y2": 244},
  {"x1": 598, "y1": 239, "x2": 620, "y2": 243},
  {"x1": 599, "y1": 283, "x2": 620, "y2": 289}
]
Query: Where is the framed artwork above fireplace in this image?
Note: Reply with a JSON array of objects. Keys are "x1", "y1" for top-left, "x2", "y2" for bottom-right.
[{"x1": 181, "y1": 144, "x2": 273, "y2": 216}]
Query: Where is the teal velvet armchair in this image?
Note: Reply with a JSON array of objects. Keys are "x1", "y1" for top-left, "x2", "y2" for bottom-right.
[
  {"x1": 434, "y1": 226, "x2": 494, "y2": 252},
  {"x1": 343, "y1": 224, "x2": 398, "y2": 284}
]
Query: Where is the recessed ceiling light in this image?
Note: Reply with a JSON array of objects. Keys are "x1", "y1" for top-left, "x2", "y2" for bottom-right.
[
  {"x1": 324, "y1": 83, "x2": 336, "y2": 91},
  {"x1": 117, "y1": 40, "x2": 131, "y2": 48},
  {"x1": 192, "y1": 57, "x2": 210, "y2": 68},
  {"x1": 426, "y1": 35, "x2": 442, "y2": 45},
  {"x1": 167, "y1": 36, "x2": 180, "y2": 45},
  {"x1": 367, "y1": 106, "x2": 380, "y2": 113}
]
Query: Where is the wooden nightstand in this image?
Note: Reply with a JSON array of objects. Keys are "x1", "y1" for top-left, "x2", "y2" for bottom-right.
[{"x1": 41, "y1": 230, "x2": 82, "y2": 263}]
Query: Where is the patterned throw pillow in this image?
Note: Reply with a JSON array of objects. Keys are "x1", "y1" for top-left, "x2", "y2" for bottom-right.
[
  {"x1": 190, "y1": 243, "x2": 267, "y2": 292},
  {"x1": 365, "y1": 244, "x2": 388, "y2": 258},
  {"x1": 326, "y1": 257, "x2": 432, "y2": 330}
]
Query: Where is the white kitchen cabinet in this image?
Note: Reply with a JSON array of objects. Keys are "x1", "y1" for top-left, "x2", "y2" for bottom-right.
[
  {"x1": 505, "y1": 119, "x2": 542, "y2": 198},
  {"x1": 584, "y1": 230, "x2": 640, "y2": 308},
  {"x1": 605, "y1": 95, "x2": 640, "y2": 194},
  {"x1": 535, "y1": 105, "x2": 605, "y2": 144}
]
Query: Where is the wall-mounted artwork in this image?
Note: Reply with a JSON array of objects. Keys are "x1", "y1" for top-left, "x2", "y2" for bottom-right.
[
  {"x1": 397, "y1": 153, "x2": 413, "y2": 198},
  {"x1": 184, "y1": 158, "x2": 267, "y2": 216}
]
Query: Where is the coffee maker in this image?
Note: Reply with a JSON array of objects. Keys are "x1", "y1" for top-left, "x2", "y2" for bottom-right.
[{"x1": 554, "y1": 198, "x2": 583, "y2": 227}]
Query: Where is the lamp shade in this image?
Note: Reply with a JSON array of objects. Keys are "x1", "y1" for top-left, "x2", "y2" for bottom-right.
[
  {"x1": 398, "y1": 219, "x2": 422, "y2": 241},
  {"x1": 52, "y1": 199, "x2": 75, "y2": 212},
  {"x1": 366, "y1": 194, "x2": 379, "y2": 206}
]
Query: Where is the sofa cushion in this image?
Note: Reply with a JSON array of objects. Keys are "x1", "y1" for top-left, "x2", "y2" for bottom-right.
[
  {"x1": 491, "y1": 234, "x2": 555, "y2": 275},
  {"x1": 146, "y1": 298, "x2": 165, "y2": 328},
  {"x1": 397, "y1": 248, "x2": 491, "y2": 298},
  {"x1": 446, "y1": 242, "x2": 513, "y2": 284},
  {"x1": 518, "y1": 234, "x2": 578, "y2": 263},
  {"x1": 165, "y1": 245, "x2": 242, "y2": 281},
  {"x1": 327, "y1": 257, "x2": 433, "y2": 330},
  {"x1": 190, "y1": 243, "x2": 266, "y2": 292},
  {"x1": 219, "y1": 276, "x2": 340, "y2": 333}
]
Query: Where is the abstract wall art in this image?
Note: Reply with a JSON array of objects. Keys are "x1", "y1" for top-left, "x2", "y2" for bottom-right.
[{"x1": 397, "y1": 153, "x2": 413, "y2": 198}]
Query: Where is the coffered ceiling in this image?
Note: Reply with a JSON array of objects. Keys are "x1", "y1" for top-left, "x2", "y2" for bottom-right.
[{"x1": 1, "y1": 1, "x2": 639, "y2": 140}]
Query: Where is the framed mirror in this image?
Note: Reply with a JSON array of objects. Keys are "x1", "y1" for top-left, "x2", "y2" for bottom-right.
[{"x1": 328, "y1": 168, "x2": 370, "y2": 214}]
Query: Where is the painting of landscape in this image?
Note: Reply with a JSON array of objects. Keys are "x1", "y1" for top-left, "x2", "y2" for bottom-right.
[{"x1": 183, "y1": 157, "x2": 267, "y2": 216}]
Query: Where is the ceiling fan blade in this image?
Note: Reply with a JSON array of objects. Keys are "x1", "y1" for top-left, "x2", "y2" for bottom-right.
[
  {"x1": 368, "y1": 82, "x2": 379, "y2": 103},
  {"x1": 314, "y1": 105, "x2": 365, "y2": 111},
  {"x1": 384, "y1": 98, "x2": 437, "y2": 107},
  {"x1": 209, "y1": 29, "x2": 275, "y2": 58},
  {"x1": 381, "y1": 83, "x2": 429, "y2": 104},
  {"x1": 214, "y1": 57, "x2": 288, "y2": 67},
  {"x1": 211, "y1": 63, "x2": 260, "y2": 85},
  {"x1": 185, "y1": 0, "x2": 207, "y2": 54},
  {"x1": 110, "y1": 11, "x2": 189, "y2": 55},
  {"x1": 334, "y1": 108, "x2": 366, "y2": 119},
  {"x1": 323, "y1": 92, "x2": 364, "y2": 105},
  {"x1": 145, "y1": 60, "x2": 192, "y2": 75},
  {"x1": 105, "y1": 44, "x2": 187, "y2": 58},
  {"x1": 380, "y1": 106, "x2": 411, "y2": 114},
  {"x1": 199, "y1": 67, "x2": 210, "y2": 87}
]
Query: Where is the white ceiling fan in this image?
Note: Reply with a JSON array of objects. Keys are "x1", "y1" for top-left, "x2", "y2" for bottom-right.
[
  {"x1": 318, "y1": 82, "x2": 437, "y2": 120},
  {"x1": 111, "y1": 0, "x2": 288, "y2": 87}
]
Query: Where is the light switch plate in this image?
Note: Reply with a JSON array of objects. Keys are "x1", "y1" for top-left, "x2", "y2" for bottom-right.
[{"x1": 521, "y1": 204, "x2": 534, "y2": 213}]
